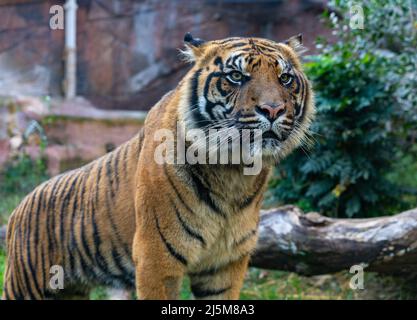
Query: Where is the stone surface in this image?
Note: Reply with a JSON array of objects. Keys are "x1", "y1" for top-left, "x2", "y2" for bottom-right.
[
  {"x1": 43, "y1": 97, "x2": 145, "y2": 148},
  {"x1": 0, "y1": 96, "x2": 145, "y2": 176},
  {"x1": 0, "y1": 0, "x2": 331, "y2": 110}
]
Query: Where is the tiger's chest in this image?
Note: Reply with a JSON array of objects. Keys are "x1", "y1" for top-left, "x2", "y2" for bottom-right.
[
  {"x1": 188, "y1": 167, "x2": 267, "y2": 268},
  {"x1": 188, "y1": 203, "x2": 261, "y2": 272}
]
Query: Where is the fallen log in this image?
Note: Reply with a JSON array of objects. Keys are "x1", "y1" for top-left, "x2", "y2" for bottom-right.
[
  {"x1": 1, "y1": 206, "x2": 417, "y2": 276},
  {"x1": 252, "y1": 205, "x2": 417, "y2": 276}
]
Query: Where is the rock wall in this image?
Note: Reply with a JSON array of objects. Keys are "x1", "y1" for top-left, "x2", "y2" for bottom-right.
[
  {"x1": 0, "y1": 0, "x2": 330, "y2": 110},
  {"x1": 0, "y1": 96, "x2": 145, "y2": 175}
]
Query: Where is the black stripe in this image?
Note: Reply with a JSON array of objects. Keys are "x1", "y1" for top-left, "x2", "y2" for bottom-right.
[
  {"x1": 25, "y1": 190, "x2": 44, "y2": 299},
  {"x1": 238, "y1": 186, "x2": 263, "y2": 210},
  {"x1": 88, "y1": 175, "x2": 135, "y2": 286},
  {"x1": 10, "y1": 272, "x2": 22, "y2": 300},
  {"x1": 225, "y1": 53, "x2": 242, "y2": 69},
  {"x1": 12, "y1": 250, "x2": 25, "y2": 299},
  {"x1": 79, "y1": 171, "x2": 96, "y2": 267},
  {"x1": 255, "y1": 44, "x2": 277, "y2": 53},
  {"x1": 293, "y1": 73, "x2": 301, "y2": 94},
  {"x1": 137, "y1": 128, "x2": 144, "y2": 157},
  {"x1": 247, "y1": 55, "x2": 254, "y2": 65},
  {"x1": 68, "y1": 175, "x2": 83, "y2": 273},
  {"x1": 189, "y1": 267, "x2": 221, "y2": 278},
  {"x1": 299, "y1": 75, "x2": 308, "y2": 121},
  {"x1": 89, "y1": 169, "x2": 128, "y2": 287},
  {"x1": 171, "y1": 200, "x2": 206, "y2": 246},
  {"x1": 20, "y1": 194, "x2": 39, "y2": 299},
  {"x1": 190, "y1": 68, "x2": 210, "y2": 128},
  {"x1": 189, "y1": 253, "x2": 251, "y2": 280},
  {"x1": 13, "y1": 267, "x2": 25, "y2": 299},
  {"x1": 234, "y1": 229, "x2": 257, "y2": 247},
  {"x1": 251, "y1": 58, "x2": 262, "y2": 71},
  {"x1": 122, "y1": 143, "x2": 129, "y2": 177},
  {"x1": 3, "y1": 283, "x2": 11, "y2": 299},
  {"x1": 48, "y1": 174, "x2": 67, "y2": 253},
  {"x1": 214, "y1": 56, "x2": 223, "y2": 69},
  {"x1": 111, "y1": 250, "x2": 135, "y2": 287},
  {"x1": 59, "y1": 177, "x2": 75, "y2": 274},
  {"x1": 92, "y1": 161, "x2": 111, "y2": 277},
  {"x1": 154, "y1": 213, "x2": 187, "y2": 266},
  {"x1": 33, "y1": 187, "x2": 44, "y2": 275},
  {"x1": 164, "y1": 165, "x2": 196, "y2": 216},
  {"x1": 238, "y1": 170, "x2": 268, "y2": 210},
  {"x1": 203, "y1": 71, "x2": 226, "y2": 119},
  {"x1": 227, "y1": 42, "x2": 249, "y2": 49},
  {"x1": 214, "y1": 75, "x2": 228, "y2": 97},
  {"x1": 10, "y1": 203, "x2": 28, "y2": 299},
  {"x1": 8, "y1": 269, "x2": 23, "y2": 300},
  {"x1": 53, "y1": 173, "x2": 73, "y2": 271},
  {"x1": 188, "y1": 166, "x2": 226, "y2": 217},
  {"x1": 254, "y1": 40, "x2": 278, "y2": 50},
  {"x1": 71, "y1": 173, "x2": 93, "y2": 277},
  {"x1": 38, "y1": 189, "x2": 48, "y2": 291},
  {"x1": 18, "y1": 227, "x2": 36, "y2": 299},
  {"x1": 47, "y1": 181, "x2": 57, "y2": 253},
  {"x1": 191, "y1": 285, "x2": 231, "y2": 298},
  {"x1": 105, "y1": 153, "x2": 115, "y2": 199},
  {"x1": 102, "y1": 157, "x2": 132, "y2": 262},
  {"x1": 5, "y1": 271, "x2": 15, "y2": 300},
  {"x1": 295, "y1": 73, "x2": 304, "y2": 117},
  {"x1": 216, "y1": 37, "x2": 241, "y2": 45},
  {"x1": 113, "y1": 148, "x2": 121, "y2": 189},
  {"x1": 238, "y1": 119, "x2": 260, "y2": 125},
  {"x1": 59, "y1": 175, "x2": 79, "y2": 272}
]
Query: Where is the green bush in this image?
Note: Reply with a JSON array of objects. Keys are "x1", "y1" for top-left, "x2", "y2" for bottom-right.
[
  {"x1": 0, "y1": 154, "x2": 48, "y2": 195},
  {"x1": 267, "y1": 0, "x2": 416, "y2": 217},
  {"x1": 0, "y1": 153, "x2": 49, "y2": 223}
]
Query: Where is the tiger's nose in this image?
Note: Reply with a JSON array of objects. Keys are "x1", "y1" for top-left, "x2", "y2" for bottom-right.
[{"x1": 256, "y1": 103, "x2": 286, "y2": 121}]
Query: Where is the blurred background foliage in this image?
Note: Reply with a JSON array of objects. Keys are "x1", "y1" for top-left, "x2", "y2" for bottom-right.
[
  {"x1": 267, "y1": 0, "x2": 417, "y2": 218},
  {"x1": 0, "y1": 154, "x2": 48, "y2": 225}
]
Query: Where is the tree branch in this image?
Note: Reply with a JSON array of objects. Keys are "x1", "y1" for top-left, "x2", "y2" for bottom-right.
[{"x1": 252, "y1": 206, "x2": 417, "y2": 276}]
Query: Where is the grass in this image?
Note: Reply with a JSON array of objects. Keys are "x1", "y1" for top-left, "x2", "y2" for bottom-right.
[{"x1": 87, "y1": 268, "x2": 416, "y2": 300}]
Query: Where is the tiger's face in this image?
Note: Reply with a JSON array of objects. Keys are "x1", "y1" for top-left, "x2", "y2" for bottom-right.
[{"x1": 180, "y1": 33, "x2": 315, "y2": 164}]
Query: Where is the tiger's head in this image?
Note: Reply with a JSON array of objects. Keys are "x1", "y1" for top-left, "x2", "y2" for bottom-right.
[{"x1": 179, "y1": 33, "x2": 315, "y2": 165}]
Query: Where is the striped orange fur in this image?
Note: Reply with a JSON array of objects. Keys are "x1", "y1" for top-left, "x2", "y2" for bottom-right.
[{"x1": 2, "y1": 34, "x2": 314, "y2": 300}]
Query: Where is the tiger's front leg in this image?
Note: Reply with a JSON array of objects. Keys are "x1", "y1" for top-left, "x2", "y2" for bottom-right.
[
  {"x1": 132, "y1": 214, "x2": 186, "y2": 300},
  {"x1": 189, "y1": 255, "x2": 250, "y2": 300}
]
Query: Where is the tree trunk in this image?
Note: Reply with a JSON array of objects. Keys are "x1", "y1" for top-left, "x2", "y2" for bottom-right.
[
  {"x1": 1, "y1": 206, "x2": 417, "y2": 276},
  {"x1": 252, "y1": 205, "x2": 417, "y2": 276}
]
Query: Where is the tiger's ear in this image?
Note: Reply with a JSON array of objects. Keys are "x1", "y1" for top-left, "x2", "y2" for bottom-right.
[
  {"x1": 283, "y1": 34, "x2": 307, "y2": 55},
  {"x1": 181, "y1": 32, "x2": 206, "y2": 63}
]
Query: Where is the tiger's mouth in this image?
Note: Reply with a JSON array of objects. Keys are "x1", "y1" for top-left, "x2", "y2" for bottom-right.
[
  {"x1": 262, "y1": 130, "x2": 280, "y2": 141},
  {"x1": 261, "y1": 130, "x2": 281, "y2": 150}
]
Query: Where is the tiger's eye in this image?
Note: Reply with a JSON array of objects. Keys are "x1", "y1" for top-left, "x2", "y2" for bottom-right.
[
  {"x1": 230, "y1": 71, "x2": 243, "y2": 81},
  {"x1": 280, "y1": 73, "x2": 293, "y2": 85}
]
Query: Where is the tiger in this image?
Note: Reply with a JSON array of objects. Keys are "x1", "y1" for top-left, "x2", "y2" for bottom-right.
[{"x1": 2, "y1": 33, "x2": 314, "y2": 300}]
